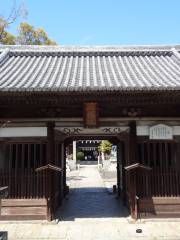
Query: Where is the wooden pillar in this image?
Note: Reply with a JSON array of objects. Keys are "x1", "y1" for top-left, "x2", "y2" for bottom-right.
[
  {"x1": 129, "y1": 121, "x2": 137, "y2": 165},
  {"x1": 116, "y1": 132, "x2": 129, "y2": 205},
  {"x1": 116, "y1": 141, "x2": 121, "y2": 196},
  {"x1": 46, "y1": 122, "x2": 55, "y2": 221},
  {"x1": 61, "y1": 142, "x2": 66, "y2": 197},
  {"x1": 129, "y1": 121, "x2": 138, "y2": 219},
  {"x1": 47, "y1": 122, "x2": 55, "y2": 164},
  {"x1": 118, "y1": 141, "x2": 127, "y2": 204}
]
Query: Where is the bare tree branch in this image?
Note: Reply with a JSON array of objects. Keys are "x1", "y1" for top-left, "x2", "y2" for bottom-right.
[{"x1": 0, "y1": 0, "x2": 28, "y2": 40}]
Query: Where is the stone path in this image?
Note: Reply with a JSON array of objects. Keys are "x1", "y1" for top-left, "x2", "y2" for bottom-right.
[
  {"x1": 1, "y1": 165, "x2": 180, "y2": 239},
  {"x1": 55, "y1": 165, "x2": 128, "y2": 220}
]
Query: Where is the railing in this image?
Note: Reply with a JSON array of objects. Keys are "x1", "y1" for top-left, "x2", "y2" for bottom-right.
[
  {"x1": 137, "y1": 168, "x2": 180, "y2": 198},
  {"x1": 0, "y1": 168, "x2": 47, "y2": 198}
]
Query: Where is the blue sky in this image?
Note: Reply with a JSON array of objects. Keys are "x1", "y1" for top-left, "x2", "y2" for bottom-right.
[{"x1": 1, "y1": 0, "x2": 180, "y2": 45}]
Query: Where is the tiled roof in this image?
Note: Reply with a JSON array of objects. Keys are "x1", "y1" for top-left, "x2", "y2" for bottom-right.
[{"x1": 0, "y1": 45, "x2": 180, "y2": 92}]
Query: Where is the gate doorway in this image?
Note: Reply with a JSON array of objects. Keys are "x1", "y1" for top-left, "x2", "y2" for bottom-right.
[
  {"x1": 55, "y1": 136, "x2": 129, "y2": 221},
  {"x1": 0, "y1": 125, "x2": 131, "y2": 221}
]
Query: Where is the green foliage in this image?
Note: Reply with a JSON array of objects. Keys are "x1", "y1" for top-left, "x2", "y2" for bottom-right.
[
  {"x1": 0, "y1": 21, "x2": 57, "y2": 45},
  {"x1": 16, "y1": 22, "x2": 57, "y2": 45},
  {"x1": 76, "y1": 151, "x2": 85, "y2": 161},
  {"x1": 98, "y1": 140, "x2": 112, "y2": 154},
  {"x1": 0, "y1": 17, "x2": 16, "y2": 44},
  {"x1": 0, "y1": 30, "x2": 16, "y2": 45}
]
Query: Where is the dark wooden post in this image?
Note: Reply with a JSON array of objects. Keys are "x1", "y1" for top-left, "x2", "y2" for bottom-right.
[
  {"x1": 46, "y1": 122, "x2": 55, "y2": 221},
  {"x1": 129, "y1": 121, "x2": 137, "y2": 164},
  {"x1": 116, "y1": 141, "x2": 121, "y2": 196},
  {"x1": 116, "y1": 131, "x2": 129, "y2": 205},
  {"x1": 121, "y1": 141, "x2": 127, "y2": 205},
  {"x1": 129, "y1": 121, "x2": 138, "y2": 219},
  {"x1": 47, "y1": 122, "x2": 55, "y2": 164},
  {"x1": 63, "y1": 140, "x2": 67, "y2": 197}
]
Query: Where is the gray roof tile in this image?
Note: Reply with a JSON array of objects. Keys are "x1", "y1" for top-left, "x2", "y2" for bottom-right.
[{"x1": 0, "y1": 45, "x2": 180, "y2": 92}]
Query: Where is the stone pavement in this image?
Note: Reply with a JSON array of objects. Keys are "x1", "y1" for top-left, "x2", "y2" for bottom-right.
[
  {"x1": 1, "y1": 165, "x2": 180, "y2": 239},
  {"x1": 55, "y1": 165, "x2": 128, "y2": 220},
  {"x1": 98, "y1": 162, "x2": 117, "y2": 192}
]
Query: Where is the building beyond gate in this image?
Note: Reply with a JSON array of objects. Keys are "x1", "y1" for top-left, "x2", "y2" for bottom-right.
[{"x1": 0, "y1": 45, "x2": 180, "y2": 220}]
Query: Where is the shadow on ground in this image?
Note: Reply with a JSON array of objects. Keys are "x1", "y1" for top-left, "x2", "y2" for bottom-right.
[
  {"x1": 55, "y1": 187, "x2": 129, "y2": 221},
  {"x1": 66, "y1": 176, "x2": 87, "y2": 181}
]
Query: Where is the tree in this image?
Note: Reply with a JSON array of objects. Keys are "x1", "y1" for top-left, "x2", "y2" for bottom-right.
[
  {"x1": 98, "y1": 140, "x2": 112, "y2": 156},
  {"x1": 0, "y1": 23, "x2": 16, "y2": 44},
  {"x1": 16, "y1": 22, "x2": 57, "y2": 45},
  {"x1": 76, "y1": 151, "x2": 85, "y2": 161},
  {"x1": 0, "y1": 1, "x2": 57, "y2": 45},
  {"x1": 0, "y1": 0, "x2": 28, "y2": 42}
]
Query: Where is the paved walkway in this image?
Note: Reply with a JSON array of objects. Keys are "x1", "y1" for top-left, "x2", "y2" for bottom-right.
[
  {"x1": 1, "y1": 165, "x2": 180, "y2": 239},
  {"x1": 55, "y1": 165, "x2": 128, "y2": 220}
]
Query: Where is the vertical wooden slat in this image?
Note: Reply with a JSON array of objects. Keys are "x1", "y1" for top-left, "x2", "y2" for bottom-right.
[
  {"x1": 170, "y1": 143, "x2": 174, "y2": 196},
  {"x1": 28, "y1": 144, "x2": 31, "y2": 169},
  {"x1": 36, "y1": 144, "x2": 40, "y2": 198},
  {"x1": 152, "y1": 143, "x2": 156, "y2": 196},
  {"x1": 163, "y1": 143, "x2": 167, "y2": 196},
  {"x1": 0, "y1": 142, "x2": 54, "y2": 200},
  {"x1": 34, "y1": 144, "x2": 36, "y2": 168},
  {"x1": 15, "y1": 144, "x2": 18, "y2": 198},
  {"x1": 165, "y1": 142, "x2": 168, "y2": 170},
  {"x1": 21, "y1": 144, "x2": 25, "y2": 198},
  {"x1": 21, "y1": 144, "x2": 24, "y2": 169},
  {"x1": 39, "y1": 144, "x2": 43, "y2": 198},
  {"x1": 40, "y1": 144, "x2": 42, "y2": 166},
  {"x1": 27, "y1": 144, "x2": 31, "y2": 198},
  {"x1": 147, "y1": 142, "x2": 150, "y2": 166},
  {"x1": 159, "y1": 142, "x2": 163, "y2": 168},
  {"x1": 34, "y1": 144, "x2": 36, "y2": 197},
  {"x1": 9, "y1": 144, "x2": 13, "y2": 197},
  {"x1": 142, "y1": 143, "x2": 145, "y2": 165},
  {"x1": 178, "y1": 171, "x2": 180, "y2": 196},
  {"x1": 176, "y1": 169, "x2": 179, "y2": 196},
  {"x1": 165, "y1": 151, "x2": 168, "y2": 197}
]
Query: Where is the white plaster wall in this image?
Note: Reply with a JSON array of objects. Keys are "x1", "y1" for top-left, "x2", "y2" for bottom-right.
[{"x1": 0, "y1": 127, "x2": 47, "y2": 137}]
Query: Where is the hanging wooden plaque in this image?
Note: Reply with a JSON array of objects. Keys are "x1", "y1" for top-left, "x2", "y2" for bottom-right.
[
  {"x1": 149, "y1": 124, "x2": 173, "y2": 140},
  {"x1": 84, "y1": 102, "x2": 98, "y2": 127}
]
